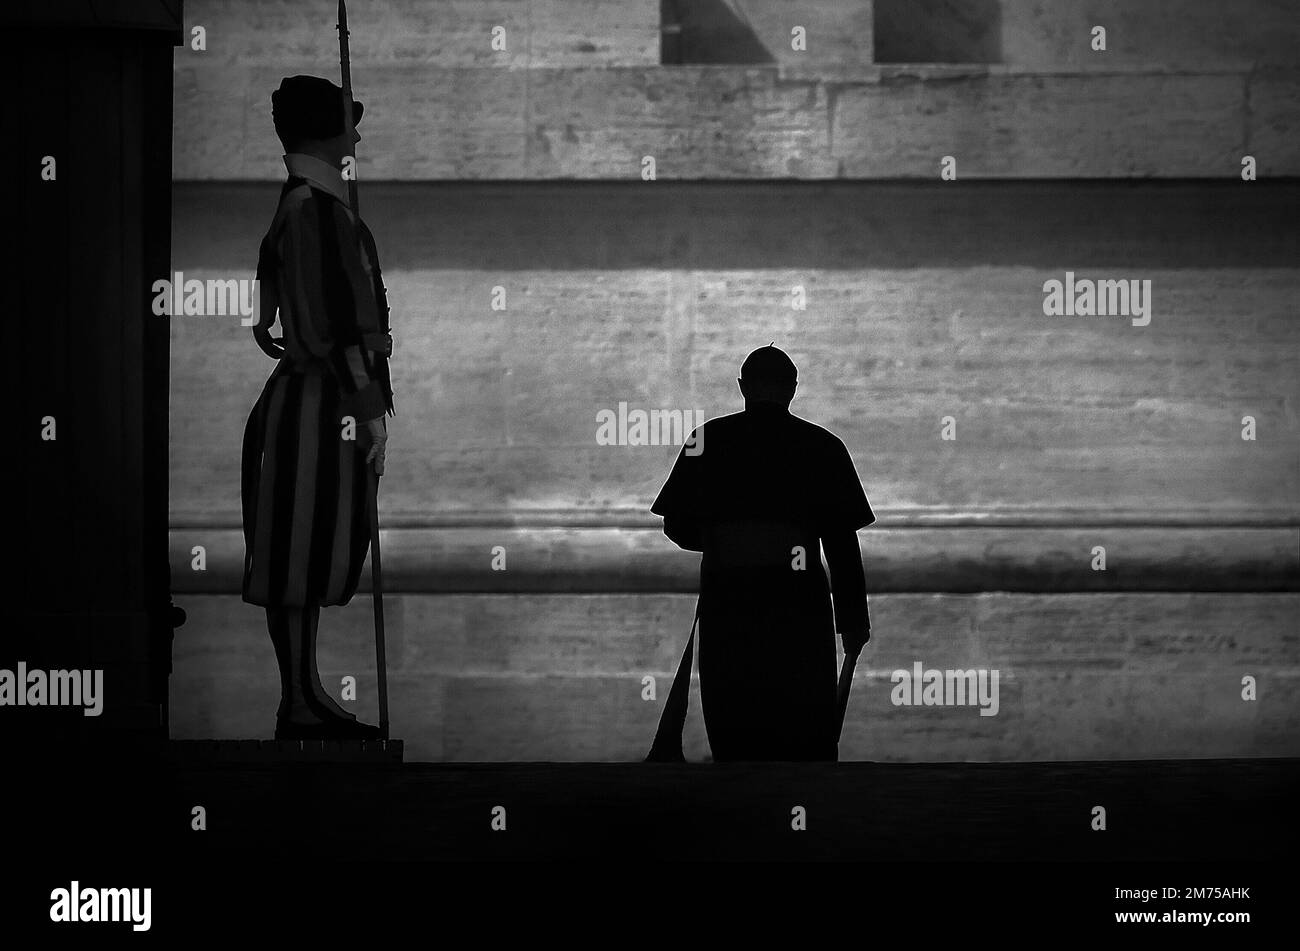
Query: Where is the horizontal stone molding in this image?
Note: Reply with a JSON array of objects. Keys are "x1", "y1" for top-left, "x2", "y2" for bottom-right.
[
  {"x1": 172, "y1": 506, "x2": 1299, "y2": 530},
  {"x1": 172, "y1": 179, "x2": 1300, "y2": 270},
  {"x1": 169, "y1": 514, "x2": 1299, "y2": 593}
]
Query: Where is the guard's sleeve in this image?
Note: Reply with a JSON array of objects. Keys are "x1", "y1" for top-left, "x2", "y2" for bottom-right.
[
  {"x1": 651, "y1": 428, "x2": 706, "y2": 551},
  {"x1": 819, "y1": 436, "x2": 875, "y2": 536},
  {"x1": 358, "y1": 220, "x2": 391, "y2": 335},
  {"x1": 277, "y1": 193, "x2": 387, "y2": 423}
]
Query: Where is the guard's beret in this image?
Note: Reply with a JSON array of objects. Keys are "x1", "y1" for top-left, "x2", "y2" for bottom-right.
[
  {"x1": 272, "y1": 74, "x2": 364, "y2": 141},
  {"x1": 740, "y1": 344, "x2": 798, "y2": 384}
]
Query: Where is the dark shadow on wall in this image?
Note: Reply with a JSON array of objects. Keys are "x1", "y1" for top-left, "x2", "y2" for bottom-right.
[
  {"x1": 874, "y1": 0, "x2": 1002, "y2": 63},
  {"x1": 175, "y1": 181, "x2": 1300, "y2": 272},
  {"x1": 662, "y1": 0, "x2": 777, "y2": 64}
]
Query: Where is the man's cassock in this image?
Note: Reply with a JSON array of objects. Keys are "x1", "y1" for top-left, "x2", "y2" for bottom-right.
[
  {"x1": 241, "y1": 155, "x2": 394, "y2": 609},
  {"x1": 650, "y1": 403, "x2": 874, "y2": 761}
]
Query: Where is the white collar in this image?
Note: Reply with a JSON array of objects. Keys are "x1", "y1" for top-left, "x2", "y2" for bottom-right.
[{"x1": 283, "y1": 153, "x2": 349, "y2": 204}]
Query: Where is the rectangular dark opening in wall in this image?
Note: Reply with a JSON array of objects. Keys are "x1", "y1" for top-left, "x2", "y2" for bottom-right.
[
  {"x1": 661, "y1": 0, "x2": 777, "y2": 64},
  {"x1": 874, "y1": 0, "x2": 1002, "y2": 63}
]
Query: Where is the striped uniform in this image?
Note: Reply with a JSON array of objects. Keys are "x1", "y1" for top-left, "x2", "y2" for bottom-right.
[{"x1": 241, "y1": 169, "x2": 393, "y2": 608}]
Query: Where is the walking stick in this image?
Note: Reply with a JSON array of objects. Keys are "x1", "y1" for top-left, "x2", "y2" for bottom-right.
[
  {"x1": 645, "y1": 599, "x2": 700, "y2": 762},
  {"x1": 834, "y1": 644, "x2": 861, "y2": 744},
  {"x1": 368, "y1": 467, "x2": 390, "y2": 739},
  {"x1": 339, "y1": 0, "x2": 389, "y2": 739}
]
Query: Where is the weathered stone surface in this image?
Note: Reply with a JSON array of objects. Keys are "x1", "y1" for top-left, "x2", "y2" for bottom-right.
[
  {"x1": 168, "y1": 592, "x2": 1300, "y2": 761},
  {"x1": 169, "y1": 182, "x2": 1300, "y2": 521},
  {"x1": 1002, "y1": 0, "x2": 1298, "y2": 70},
  {"x1": 163, "y1": 169, "x2": 1298, "y2": 762},
  {"x1": 178, "y1": 0, "x2": 659, "y2": 68},
  {"x1": 175, "y1": 64, "x2": 533, "y2": 180},
  {"x1": 172, "y1": 64, "x2": 1299, "y2": 178},
  {"x1": 875, "y1": 0, "x2": 1300, "y2": 69},
  {"x1": 831, "y1": 69, "x2": 1245, "y2": 177},
  {"x1": 529, "y1": 0, "x2": 662, "y2": 66},
  {"x1": 525, "y1": 66, "x2": 837, "y2": 178},
  {"x1": 1251, "y1": 74, "x2": 1300, "y2": 173}
]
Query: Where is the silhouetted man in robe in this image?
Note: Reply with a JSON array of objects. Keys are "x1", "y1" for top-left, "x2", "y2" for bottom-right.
[{"x1": 650, "y1": 345, "x2": 875, "y2": 761}]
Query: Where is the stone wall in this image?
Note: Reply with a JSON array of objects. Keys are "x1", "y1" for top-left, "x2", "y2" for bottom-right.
[
  {"x1": 172, "y1": 0, "x2": 1300, "y2": 178},
  {"x1": 167, "y1": 180, "x2": 1300, "y2": 760},
  {"x1": 165, "y1": 2, "x2": 1299, "y2": 760},
  {"x1": 876, "y1": 0, "x2": 1300, "y2": 68}
]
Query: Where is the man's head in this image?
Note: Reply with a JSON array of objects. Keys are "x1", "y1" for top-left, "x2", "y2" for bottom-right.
[
  {"x1": 738, "y1": 343, "x2": 798, "y2": 407},
  {"x1": 272, "y1": 75, "x2": 363, "y2": 167}
]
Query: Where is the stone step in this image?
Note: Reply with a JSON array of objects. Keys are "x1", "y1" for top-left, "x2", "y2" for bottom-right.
[
  {"x1": 165, "y1": 739, "x2": 403, "y2": 763},
  {"x1": 153, "y1": 759, "x2": 1300, "y2": 863},
  {"x1": 172, "y1": 63, "x2": 1299, "y2": 179}
]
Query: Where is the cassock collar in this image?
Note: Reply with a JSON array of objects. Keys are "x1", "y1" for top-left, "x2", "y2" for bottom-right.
[
  {"x1": 744, "y1": 401, "x2": 791, "y2": 415},
  {"x1": 283, "y1": 153, "x2": 349, "y2": 204}
]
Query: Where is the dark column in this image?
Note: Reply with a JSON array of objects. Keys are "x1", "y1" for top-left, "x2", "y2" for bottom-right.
[{"x1": 8, "y1": 3, "x2": 184, "y2": 747}]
